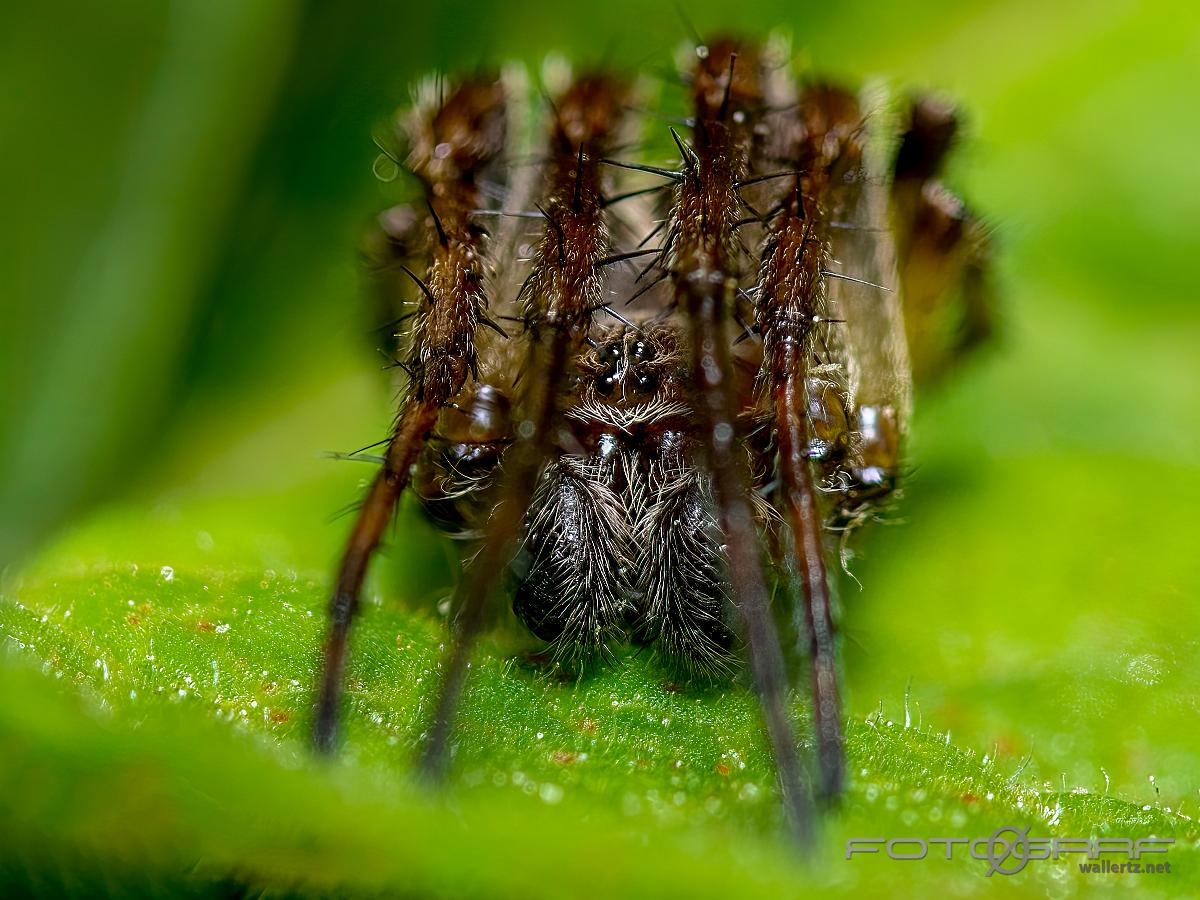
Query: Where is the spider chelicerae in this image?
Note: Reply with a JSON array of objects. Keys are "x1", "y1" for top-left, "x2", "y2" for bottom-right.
[{"x1": 313, "y1": 33, "x2": 993, "y2": 846}]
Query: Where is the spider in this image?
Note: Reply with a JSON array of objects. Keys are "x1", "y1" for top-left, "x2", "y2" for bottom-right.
[{"x1": 315, "y1": 34, "x2": 994, "y2": 846}]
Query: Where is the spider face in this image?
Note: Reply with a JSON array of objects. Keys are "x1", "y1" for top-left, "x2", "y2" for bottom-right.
[
  {"x1": 318, "y1": 32, "x2": 995, "y2": 845},
  {"x1": 577, "y1": 326, "x2": 685, "y2": 411},
  {"x1": 591, "y1": 333, "x2": 660, "y2": 402}
]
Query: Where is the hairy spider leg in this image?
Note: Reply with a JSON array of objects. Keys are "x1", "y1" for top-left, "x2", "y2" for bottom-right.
[
  {"x1": 314, "y1": 78, "x2": 508, "y2": 753},
  {"x1": 417, "y1": 74, "x2": 630, "y2": 781},
  {"x1": 754, "y1": 179, "x2": 844, "y2": 805},
  {"x1": 672, "y1": 38, "x2": 815, "y2": 847}
]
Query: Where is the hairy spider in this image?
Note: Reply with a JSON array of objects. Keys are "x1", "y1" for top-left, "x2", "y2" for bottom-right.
[{"x1": 316, "y1": 34, "x2": 994, "y2": 846}]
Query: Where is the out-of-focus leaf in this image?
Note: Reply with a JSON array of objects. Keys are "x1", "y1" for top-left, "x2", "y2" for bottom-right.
[{"x1": 2, "y1": 557, "x2": 1194, "y2": 897}]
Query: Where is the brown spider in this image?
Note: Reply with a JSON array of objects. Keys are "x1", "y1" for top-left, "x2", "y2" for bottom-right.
[{"x1": 315, "y1": 35, "x2": 994, "y2": 846}]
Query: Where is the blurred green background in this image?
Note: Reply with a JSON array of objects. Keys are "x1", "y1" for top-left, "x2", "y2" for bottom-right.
[{"x1": 1, "y1": 0, "x2": 1198, "y2": 896}]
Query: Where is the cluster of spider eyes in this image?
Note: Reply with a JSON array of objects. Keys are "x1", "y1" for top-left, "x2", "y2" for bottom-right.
[{"x1": 593, "y1": 338, "x2": 660, "y2": 399}]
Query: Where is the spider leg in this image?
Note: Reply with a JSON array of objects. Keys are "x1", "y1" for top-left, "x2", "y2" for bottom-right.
[
  {"x1": 758, "y1": 82, "x2": 917, "y2": 798},
  {"x1": 417, "y1": 74, "x2": 630, "y2": 782},
  {"x1": 755, "y1": 186, "x2": 844, "y2": 803},
  {"x1": 313, "y1": 78, "x2": 509, "y2": 753},
  {"x1": 672, "y1": 38, "x2": 815, "y2": 847},
  {"x1": 314, "y1": 403, "x2": 441, "y2": 752},
  {"x1": 891, "y1": 94, "x2": 997, "y2": 385}
]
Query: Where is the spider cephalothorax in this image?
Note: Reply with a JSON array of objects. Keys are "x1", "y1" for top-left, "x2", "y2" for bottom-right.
[{"x1": 317, "y1": 33, "x2": 995, "y2": 848}]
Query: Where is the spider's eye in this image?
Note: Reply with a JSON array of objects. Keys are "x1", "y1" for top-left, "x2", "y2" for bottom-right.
[
  {"x1": 601, "y1": 343, "x2": 622, "y2": 362},
  {"x1": 595, "y1": 373, "x2": 617, "y2": 396},
  {"x1": 633, "y1": 372, "x2": 657, "y2": 395},
  {"x1": 629, "y1": 339, "x2": 653, "y2": 362}
]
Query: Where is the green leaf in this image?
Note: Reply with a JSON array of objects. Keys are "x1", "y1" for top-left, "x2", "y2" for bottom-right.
[{"x1": 2, "y1": 542, "x2": 1197, "y2": 896}]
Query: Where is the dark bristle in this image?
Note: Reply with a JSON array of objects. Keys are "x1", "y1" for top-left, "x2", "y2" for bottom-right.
[
  {"x1": 594, "y1": 247, "x2": 663, "y2": 269},
  {"x1": 717, "y1": 51, "x2": 737, "y2": 122},
  {"x1": 669, "y1": 126, "x2": 700, "y2": 174},
  {"x1": 600, "y1": 158, "x2": 684, "y2": 181},
  {"x1": 396, "y1": 263, "x2": 434, "y2": 304},
  {"x1": 426, "y1": 199, "x2": 448, "y2": 248}
]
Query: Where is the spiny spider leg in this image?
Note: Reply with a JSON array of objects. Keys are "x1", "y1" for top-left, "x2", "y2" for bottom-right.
[
  {"x1": 671, "y1": 39, "x2": 814, "y2": 846},
  {"x1": 418, "y1": 75, "x2": 629, "y2": 781},
  {"x1": 313, "y1": 78, "x2": 508, "y2": 753},
  {"x1": 764, "y1": 81, "x2": 916, "y2": 797},
  {"x1": 754, "y1": 182, "x2": 843, "y2": 804},
  {"x1": 750, "y1": 82, "x2": 888, "y2": 804}
]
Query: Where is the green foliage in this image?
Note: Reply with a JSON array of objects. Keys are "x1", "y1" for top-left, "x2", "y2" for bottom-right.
[{"x1": 3, "y1": 557, "x2": 1195, "y2": 897}]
